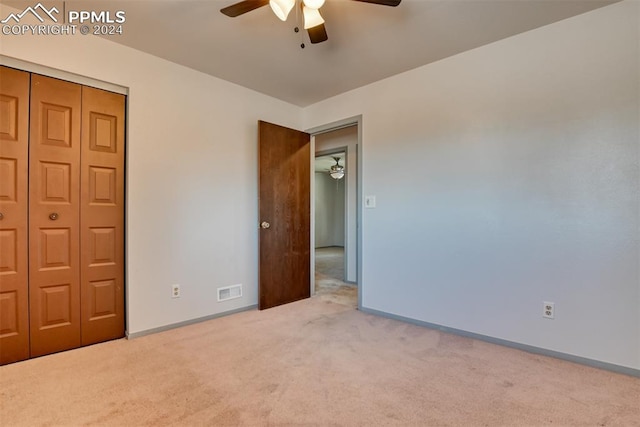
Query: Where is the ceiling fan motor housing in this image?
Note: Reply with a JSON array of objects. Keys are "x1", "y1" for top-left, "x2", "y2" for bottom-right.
[{"x1": 220, "y1": 0, "x2": 402, "y2": 45}]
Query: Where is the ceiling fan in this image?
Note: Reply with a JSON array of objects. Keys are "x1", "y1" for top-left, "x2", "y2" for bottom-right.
[
  {"x1": 328, "y1": 156, "x2": 345, "y2": 180},
  {"x1": 220, "y1": 0, "x2": 402, "y2": 45}
]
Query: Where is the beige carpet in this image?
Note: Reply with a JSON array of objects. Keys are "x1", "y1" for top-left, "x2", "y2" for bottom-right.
[
  {"x1": 315, "y1": 246, "x2": 357, "y2": 307},
  {"x1": 1, "y1": 297, "x2": 639, "y2": 426},
  {"x1": 316, "y1": 246, "x2": 346, "y2": 280}
]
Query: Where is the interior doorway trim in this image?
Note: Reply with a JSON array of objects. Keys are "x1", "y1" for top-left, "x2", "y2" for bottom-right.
[{"x1": 307, "y1": 115, "x2": 363, "y2": 309}]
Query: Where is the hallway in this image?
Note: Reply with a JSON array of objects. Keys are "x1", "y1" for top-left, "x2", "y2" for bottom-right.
[{"x1": 314, "y1": 246, "x2": 357, "y2": 307}]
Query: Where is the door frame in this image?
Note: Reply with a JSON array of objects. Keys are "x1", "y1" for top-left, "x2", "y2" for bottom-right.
[{"x1": 307, "y1": 116, "x2": 363, "y2": 309}]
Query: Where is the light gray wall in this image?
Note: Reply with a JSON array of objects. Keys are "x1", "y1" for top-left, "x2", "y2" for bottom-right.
[
  {"x1": 303, "y1": 1, "x2": 640, "y2": 370},
  {"x1": 315, "y1": 172, "x2": 345, "y2": 248},
  {"x1": 315, "y1": 127, "x2": 358, "y2": 282}
]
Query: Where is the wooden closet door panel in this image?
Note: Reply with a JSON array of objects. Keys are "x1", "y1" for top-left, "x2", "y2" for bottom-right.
[
  {"x1": 0, "y1": 66, "x2": 30, "y2": 364},
  {"x1": 80, "y1": 86, "x2": 125, "y2": 345},
  {"x1": 29, "y1": 74, "x2": 82, "y2": 357}
]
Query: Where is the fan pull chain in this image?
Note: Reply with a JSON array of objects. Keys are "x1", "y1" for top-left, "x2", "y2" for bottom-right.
[{"x1": 294, "y1": 0, "x2": 305, "y2": 48}]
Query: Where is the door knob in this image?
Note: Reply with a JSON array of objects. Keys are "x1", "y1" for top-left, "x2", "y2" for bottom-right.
[
  {"x1": 260, "y1": 221, "x2": 270, "y2": 229},
  {"x1": 49, "y1": 213, "x2": 59, "y2": 220}
]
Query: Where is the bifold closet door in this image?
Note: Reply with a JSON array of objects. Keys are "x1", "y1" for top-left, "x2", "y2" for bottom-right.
[
  {"x1": 80, "y1": 87, "x2": 125, "y2": 345},
  {"x1": 0, "y1": 67, "x2": 30, "y2": 364},
  {"x1": 1, "y1": 69, "x2": 124, "y2": 364},
  {"x1": 29, "y1": 74, "x2": 82, "y2": 357}
]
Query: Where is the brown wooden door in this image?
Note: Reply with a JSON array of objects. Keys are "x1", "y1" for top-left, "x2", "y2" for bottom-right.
[
  {"x1": 0, "y1": 66, "x2": 30, "y2": 364},
  {"x1": 80, "y1": 86, "x2": 125, "y2": 345},
  {"x1": 258, "y1": 121, "x2": 310, "y2": 309},
  {"x1": 29, "y1": 74, "x2": 82, "y2": 357}
]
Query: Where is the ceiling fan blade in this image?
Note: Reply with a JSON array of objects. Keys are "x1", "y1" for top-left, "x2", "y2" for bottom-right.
[
  {"x1": 220, "y1": 0, "x2": 270, "y2": 17},
  {"x1": 308, "y1": 24, "x2": 328, "y2": 44},
  {"x1": 350, "y1": 0, "x2": 401, "y2": 6}
]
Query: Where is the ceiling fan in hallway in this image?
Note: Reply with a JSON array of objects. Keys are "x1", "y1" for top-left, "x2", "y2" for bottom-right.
[{"x1": 221, "y1": 0, "x2": 402, "y2": 46}]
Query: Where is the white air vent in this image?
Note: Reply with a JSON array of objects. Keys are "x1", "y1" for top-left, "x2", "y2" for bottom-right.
[{"x1": 217, "y1": 284, "x2": 242, "y2": 302}]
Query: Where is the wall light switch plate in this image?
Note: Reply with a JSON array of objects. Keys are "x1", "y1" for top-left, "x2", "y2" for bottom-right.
[{"x1": 365, "y1": 196, "x2": 376, "y2": 208}]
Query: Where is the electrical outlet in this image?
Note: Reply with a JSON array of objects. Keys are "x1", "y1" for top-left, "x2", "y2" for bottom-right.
[
  {"x1": 543, "y1": 301, "x2": 554, "y2": 319},
  {"x1": 172, "y1": 284, "x2": 181, "y2": 299}
]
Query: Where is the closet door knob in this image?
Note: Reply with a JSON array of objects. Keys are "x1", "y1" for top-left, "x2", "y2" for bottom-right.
[
  {"x1": 261, "y1": 221, "x2": 270, "y2": 229},
  {"x1": 49, "y1": 213, "x2": 59, "y2": 220}
]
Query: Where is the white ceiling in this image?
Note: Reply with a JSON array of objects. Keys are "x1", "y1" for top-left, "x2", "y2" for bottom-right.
[{"x1": 80, "y1": 0, "x2": 616, "y2": 106}]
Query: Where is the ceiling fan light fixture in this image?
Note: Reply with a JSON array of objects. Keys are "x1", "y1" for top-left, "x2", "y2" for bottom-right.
[
  {"x1": 269, "y1": 0, "x2": 295, "y2": 21},
  {"x1": 303, "y1": 0, "x2": 325, "y2": 9},
  {"x1": 303, "y1": 5, "x2": 324, "y2": 29},
  {"x1": 330, "y1": 167, "x2": 345, "y2": 180},
  {"x1": 329, "y1": 157, "x2": 345, "y2": 180}
]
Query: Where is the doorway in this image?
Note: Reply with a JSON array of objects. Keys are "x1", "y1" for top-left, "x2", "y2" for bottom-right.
[
  {"x1": 311, "y1": 124, "x2": 359, "y2": 307},
  {"x1": 257, "y1": 118, "x2": 361, "y2": 311}
]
